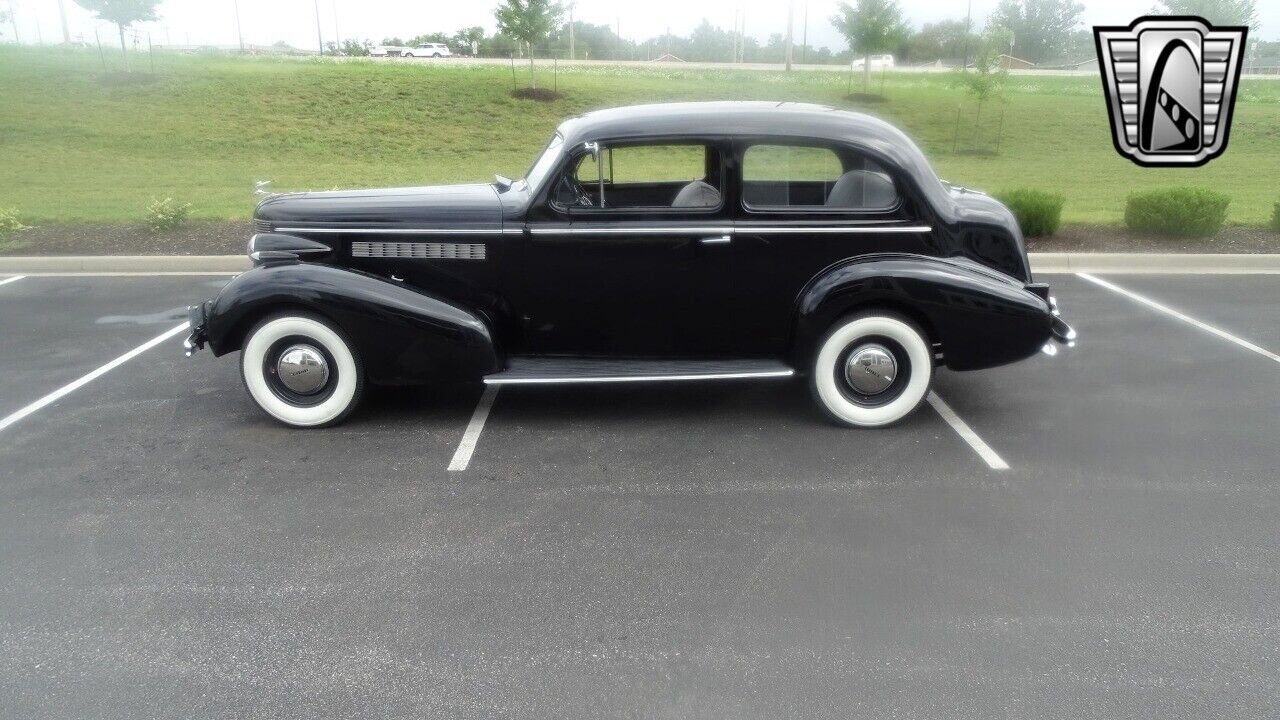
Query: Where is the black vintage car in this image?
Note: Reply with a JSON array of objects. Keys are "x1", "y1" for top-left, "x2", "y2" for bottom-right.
[{"x1": 186, "y1": 102, "x2": 1074, "y2": 428}]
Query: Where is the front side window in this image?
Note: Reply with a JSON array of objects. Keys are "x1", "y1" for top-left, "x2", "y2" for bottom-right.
[
  {"x1": 558, "y1": 142, "x2": 722, "y2": 210},
  {"x1": 742, "y1": 143, "x2": 898, "y2": 211}
]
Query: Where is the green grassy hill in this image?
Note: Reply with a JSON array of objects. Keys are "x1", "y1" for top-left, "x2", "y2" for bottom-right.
[{"x1": 2, "y1": 47, "x2": 1278, "y2": 225}]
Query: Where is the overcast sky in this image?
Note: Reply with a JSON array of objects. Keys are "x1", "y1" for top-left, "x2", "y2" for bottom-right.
[{"x1": 5, "y1": 0, "x2": 1277, "y2": 51}]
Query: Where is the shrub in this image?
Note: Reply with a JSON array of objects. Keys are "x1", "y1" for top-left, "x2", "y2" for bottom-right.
[
  {"x1": 1271, "y1": 202, "x2": 1280, "y2": 233},
  {"x1": 0, "y1": 207, "x2": 30, "y2": 237},
  {"x1": 995, "y1": 189, "x2": 1065, "y2": 237},
  {"x1": 146, "y1": 197, "x2": 192, "y2": 232},
  {"x1": 1124, "y1": 187, "x2": 1229, "y2": 238}
]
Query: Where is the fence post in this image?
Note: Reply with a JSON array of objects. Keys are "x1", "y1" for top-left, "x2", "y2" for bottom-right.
[
  {"x1": 509, "y1": 51, "x2": 517, "y2": 91},
  {"x1": 554, "y1": 57, "x2": 557, "y2": 93},
  {"x1": 148, "y1": 32, "x2": 154, "y2": 73}
]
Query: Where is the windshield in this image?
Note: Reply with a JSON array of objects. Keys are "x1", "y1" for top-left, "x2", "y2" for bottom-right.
[{"x1": 523, "y1": 132, "x2": 564, "y2": 191}]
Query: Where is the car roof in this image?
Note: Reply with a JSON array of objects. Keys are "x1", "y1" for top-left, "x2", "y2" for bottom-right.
[{"x1": 558, "y1": 101, "x2": 904, "y2": 147}]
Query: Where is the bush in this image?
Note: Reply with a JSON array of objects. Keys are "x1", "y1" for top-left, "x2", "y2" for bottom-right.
[
  {"x1": 1124, "y1": 187, "x2": 1229, "y2": 238},
  {"x1": 995, "y1": 189, "x2": 1065, "y2": 237},
  {"x1": 146, "y1": 197, "x2": 192, "y2": 232},
  {"x1": 0, "y1": 207, "x2": 30, "y2": 237}
]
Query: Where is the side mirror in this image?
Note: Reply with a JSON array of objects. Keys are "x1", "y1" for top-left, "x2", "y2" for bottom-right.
[{"x1": 493, "y1": 174, "x2": 512, "y2": 192}]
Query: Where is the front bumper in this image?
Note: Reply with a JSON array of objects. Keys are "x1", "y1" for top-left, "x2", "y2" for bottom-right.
[{"x1": 184, "y1": 301, "x2": 211, "y2": 357}]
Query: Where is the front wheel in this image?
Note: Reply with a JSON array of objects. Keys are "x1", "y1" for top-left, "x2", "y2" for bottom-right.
[
  {"x1": 240, "y1": 313, "x2": 364, "y2": 428},
  {"x1": 810, "y1": 312, "x2": 933, "y2": 428}
]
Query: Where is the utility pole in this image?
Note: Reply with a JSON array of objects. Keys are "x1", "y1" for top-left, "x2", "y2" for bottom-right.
[
  {"x1": 784, "y1": 1, "x2": 793, "y2": 71},
  {"x1": 332, "y1": 0, "x2": 340, "y2": 51},
  {"x1": 232, "y1": 0, "x2": 244, "y2": 53},
  {"x1": 732, "y1": 8, "x2": 738, "y2": 63},
  {"x1": 961, "y1": 0, "x2": 973, "y2": 68},
  {"x1": 57, "y1": 0, "x2": 70, "y2": 44},
  {"x1": 740, "y1": 3, "x2": 746, "y2": 63},
  {"x1": 567, "y1": 2, "x2": 574, "y2": 61},
  {"x1": 8, "y1": 0, "x2": 21, "y2": 44},
  {"x1": 313, "y1": 0, "x2": 323, "y2": 55},
  {"x1": 801, "y1": 1, "x2": 808, "y2": 64}
]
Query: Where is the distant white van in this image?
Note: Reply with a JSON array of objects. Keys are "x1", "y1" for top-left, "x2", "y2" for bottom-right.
[{"x1": 851, "y1": 54, "x2": 895, "y2": 69}]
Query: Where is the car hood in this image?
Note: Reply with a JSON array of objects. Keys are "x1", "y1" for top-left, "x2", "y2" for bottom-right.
[{"x1": 254, "y1": 184, "x2": 502, "y2": 229}]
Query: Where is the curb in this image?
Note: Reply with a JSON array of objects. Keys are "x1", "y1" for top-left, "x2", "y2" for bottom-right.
[
  {"x1": 1028, "y1": 253, "x2": 1280, "y2": 274},
  {"x1": 2, "y1": 253, "x2": 1279, "y2": 275}
]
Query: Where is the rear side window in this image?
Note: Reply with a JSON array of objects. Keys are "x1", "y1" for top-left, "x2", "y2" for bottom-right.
[{"x1": 742, "y1": 143, "x2": 898, "y2": 211}]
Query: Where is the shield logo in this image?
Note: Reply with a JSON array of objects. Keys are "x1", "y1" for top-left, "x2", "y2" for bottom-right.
[{"x1": 1094, "y1": 16, "x2": 1248, "y2": 167}]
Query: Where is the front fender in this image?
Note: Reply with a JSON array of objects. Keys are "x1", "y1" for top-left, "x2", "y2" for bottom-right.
[
  {"x1": 794, "y1": 254, "x2": 1052, "y2": 371},
  {"x1": 204, "y1": 262, "x2": 499, "y2": 384}
]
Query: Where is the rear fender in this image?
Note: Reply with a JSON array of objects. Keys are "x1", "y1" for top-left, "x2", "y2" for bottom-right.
[
  {"x1": 793, "y1": 253, "x2": 1052, "y2": 371},
  {"x1": 205, "y1": 262, "x2": 499, "y2": 384}
]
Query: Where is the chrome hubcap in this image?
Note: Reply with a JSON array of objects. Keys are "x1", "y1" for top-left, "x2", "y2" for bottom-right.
[
  {"x1": 844, "y1": 344, "x2": 897, "y2": 395},
  {"x1": 275, "y1": 344, "x2": 329, "y2": 395}
]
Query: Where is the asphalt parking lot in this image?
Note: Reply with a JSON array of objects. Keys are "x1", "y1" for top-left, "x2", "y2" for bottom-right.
[{"x1": 1, "y1": 271, "x2": 1277, "y2": 719}]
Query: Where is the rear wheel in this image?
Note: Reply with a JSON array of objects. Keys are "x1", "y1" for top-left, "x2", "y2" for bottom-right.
[
  {"x1": 810, "y1": 311, "x2": 932, "y2": 427},
  {"x1": 240, "y1": 313, "x2": 364, "y2": 428}
]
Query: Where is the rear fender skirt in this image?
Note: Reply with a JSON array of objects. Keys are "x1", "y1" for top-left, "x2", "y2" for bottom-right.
[
  {"x1": 205, "y1": 263, "x2": 499, "y2": 384},
  {"x1": 793, "y1": 254, "x2": 1052, "y2": 371}
]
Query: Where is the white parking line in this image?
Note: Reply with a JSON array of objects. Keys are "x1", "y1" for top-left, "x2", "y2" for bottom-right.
[
  {"x1": 1078, "y1": 273, "x2": 1280, "y2": 364},
  {"x1": 0, "y1": 322, "x2": 190, "y2": 435},
  {"x1": 0, "y1": 275, "x2": 25, "y2": 287},
  {"x1": 926, "y1": 392, "x2": 1010, "y2": 470},
  {"x1": 447, "y1": 385, "x2": 500, "y2": 472}
]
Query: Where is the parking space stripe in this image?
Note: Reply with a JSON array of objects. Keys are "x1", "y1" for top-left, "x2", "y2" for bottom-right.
[
  {"x1": 0, "y1": 322, "x2": 190, "y2": 435},
  {"x1": 1078, "y1": 273, "x2": 1280, "y2": 364},
  {"x1": 926, "y1": 392, "x2": 1010, "y2": 470},
  {"x1": 0, "y1": 275, "x2": 25, "y2": 287},
  {"x1": 448, "y1": 385, "x2": 500, "y2": 472}
]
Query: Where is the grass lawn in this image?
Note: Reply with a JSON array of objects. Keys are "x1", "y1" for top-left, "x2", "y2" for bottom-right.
[{"x1": 2, "y1": 47, "x2": 1279, "y2": 226}]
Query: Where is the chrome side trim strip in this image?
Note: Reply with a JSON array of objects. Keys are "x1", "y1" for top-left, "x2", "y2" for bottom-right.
[
  {"x1": 276, "y1": 226, "x2": 515, "y2": 235},
  {"x1": 528, "y1": 225, "x2": 931, "y2": 235},
  {"x1": 530, "y1": 226, "x2": 734, "y2": 235},
  {"x1": 277, "y1": 225, "x2": 931, "y2": 236},
  {"x1": 483, "y1": 369, "x2": 795, "y2": 385},
  {"x1": 741, "y1": 225, "x2": 932, "y2": 234}
]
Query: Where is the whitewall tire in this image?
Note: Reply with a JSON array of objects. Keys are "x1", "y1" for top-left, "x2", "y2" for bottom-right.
[
  {"x1": 811, "y1": 312, "x2": 933, "y2": 428},
  {"x1": 240, "y1": 313, "x2": 364, "y2": 428}
]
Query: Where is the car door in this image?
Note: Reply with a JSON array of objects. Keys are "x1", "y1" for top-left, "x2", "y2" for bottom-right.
[
  {"x1": 697, "y1": 139, "x2": 931, "y2": 357},
  {"x1": 521, "y1": 139, "x2": 730, "y2": 357}
]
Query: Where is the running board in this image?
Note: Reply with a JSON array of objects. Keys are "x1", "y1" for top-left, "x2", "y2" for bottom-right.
[{"x1": 483, "y1": 357, "x2": 795, "y2": 385}]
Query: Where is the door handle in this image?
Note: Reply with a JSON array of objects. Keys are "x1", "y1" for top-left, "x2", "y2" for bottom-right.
[{"x1": 699, "y1": 235, "x2": 732, "y2": 245}]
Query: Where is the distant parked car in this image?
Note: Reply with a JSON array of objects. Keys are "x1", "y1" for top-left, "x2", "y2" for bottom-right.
[
  {"x1": 851, "y1": 54, "x2": 895, "y2": 69},
  {"x1": 403, "y1": 43, "x2": 452, "y2": 58}
]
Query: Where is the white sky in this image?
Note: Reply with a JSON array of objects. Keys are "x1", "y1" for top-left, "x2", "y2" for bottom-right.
[{"x1": 4, "y1": 0, "x2": 1277, "y2": 51}]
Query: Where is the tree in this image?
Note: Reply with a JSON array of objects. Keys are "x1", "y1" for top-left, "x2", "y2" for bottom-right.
[
  {"x1": 72, "y1": 0, "x2": 160, "y2": 71},
  {"x1": 1157, "y1": 0, "x2": 1257, "y2": 29},
  {"x1": 830, "y1": 0, "x2": 909, "y2": 95},
  {"x1": 952, "y1": 28, "x2": 1012, "y2": 152},
  {"x1": 452, "y1": 26, "x2": 485, "y2": 56},
  {"x1": 341, "y1": 39, "x2": 372, "y2": 56},
  {"x1": 494, "y1": 0, "x2": 564, "y2": 89},
  {"x1": 909, "y1": 19, "x2": 977, "y2": 63},
  {"x1": 986, "y1": 0, "x2": 1084, "y2": 65}
]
